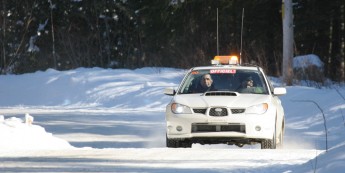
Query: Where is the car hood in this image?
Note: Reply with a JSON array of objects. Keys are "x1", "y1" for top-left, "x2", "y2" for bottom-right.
[{"x1": 173, "y1": 93, "x2": 271, "y2": 108}]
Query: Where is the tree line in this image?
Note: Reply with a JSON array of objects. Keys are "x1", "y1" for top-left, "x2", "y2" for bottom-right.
[{"x1": 0, "y1": 0, "x2": 344, "y2": 82}]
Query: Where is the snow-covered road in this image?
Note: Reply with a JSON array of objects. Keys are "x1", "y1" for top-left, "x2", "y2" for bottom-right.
[
  {"x1": 0, "y1": 111, "x2": 323, "y2": 173},
  {"x1": 0, "y1": 148, "x2": 321, "y2": 173}
]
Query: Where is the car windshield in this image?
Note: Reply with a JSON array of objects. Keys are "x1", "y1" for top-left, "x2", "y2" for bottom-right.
[{"x1": 178, "y1": 69, "x2": 269, "y2": 94}]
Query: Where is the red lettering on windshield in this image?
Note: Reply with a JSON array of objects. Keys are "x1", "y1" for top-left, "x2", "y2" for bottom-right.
[{"x1": 210, "y1": 69, "x2": 236, "y2": 74}]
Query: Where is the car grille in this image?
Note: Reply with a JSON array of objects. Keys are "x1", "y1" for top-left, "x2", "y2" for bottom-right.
[
  {"x1": 209, "y1": 108, "x2": 228, "y2": 116},
  {"x1": 231, "y1": 109, "x2": 245, "y2": 114},
  {"x1": 193, "y1": 108, "x2": 245, "y2": 115},
  {"x1": 193, "y1": 109, "x2": 207, "y2": 114},
  {"x1": 192, "y1": 123, "x2": 245, "y2": 133}
]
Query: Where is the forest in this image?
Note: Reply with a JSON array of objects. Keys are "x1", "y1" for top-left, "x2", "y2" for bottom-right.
[{"x1": 0, "y1": 0, "x2": 344, "y2": 82}]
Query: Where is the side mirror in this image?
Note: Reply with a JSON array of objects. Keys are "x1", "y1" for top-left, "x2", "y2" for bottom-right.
[
  {"x1": 273, "y1": 87, "x2": 286, "y2": 96},
  {"x1": 164, "y1": 88, "x2": 176, "y2": 96}
]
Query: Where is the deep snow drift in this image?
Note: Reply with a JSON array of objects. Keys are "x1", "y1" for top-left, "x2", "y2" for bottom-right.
[{"x1": 1, "y1": 67, "x2": 345, "y2": 172}]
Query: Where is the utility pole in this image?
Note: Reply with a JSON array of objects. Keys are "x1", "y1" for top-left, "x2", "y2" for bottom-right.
[{"x1": 282, "y1": 0, "x2": 294, "y2": 86}]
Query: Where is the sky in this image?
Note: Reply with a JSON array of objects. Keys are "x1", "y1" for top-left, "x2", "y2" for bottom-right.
[{"x1": 1, "y1": 58, "x2": 345, "y2": 172}]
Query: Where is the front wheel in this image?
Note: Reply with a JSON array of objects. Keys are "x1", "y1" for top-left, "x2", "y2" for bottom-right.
[
  {"x1": 166, "y1": 137, "x2": 178, "y2": 148},
  {"x1": 261, "y1": 138, "x2": 276, "y2": 149},
  {"x1": 276, "y1": 125, "x2": 284, "y2": 149},
  {"x1": 261, "y1": 123, "x2": 277, "y2": 149},
  {"x1": 166, "y1": 135, "x2": 192, "y2": 148}
]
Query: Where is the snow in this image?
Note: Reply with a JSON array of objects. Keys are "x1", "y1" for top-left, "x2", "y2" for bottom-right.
[
  {"x1": 0, "y1": 67, "x2": 345, "y2": 172},
  {"x1": 293, "y1": 54, "x2": 324, "y2": 68},
  {"x1": 28, "y1": 36, "x2": 40, "y2": 52},
  {"x1": 0, "y1": 115, "x2": 73, "y2": 150}
]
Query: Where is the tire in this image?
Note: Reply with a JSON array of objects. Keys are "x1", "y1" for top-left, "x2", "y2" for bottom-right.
[
  {"x1": 261, "y1": 138, "x2": 276, "y2": 149},
  {"x1": 276, "y1": 124, "x2": 284, "y2": 149},
  {"x1": 166, "y1": 135, "x2": 192, "y2": 148},
  {"x1": 166, "y1": 135, "x2": 179, "y2": 148},
  {"x1": 180, "y1": 141, "x2": 192, "y2": 148},
  {"x1": 261, "y1": 121, "x2": 277, "y2": 149}
]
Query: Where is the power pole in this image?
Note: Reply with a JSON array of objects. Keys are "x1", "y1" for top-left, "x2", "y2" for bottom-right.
[{"x1": 282, "y1": 0, "x2": 294, "y2": 86}]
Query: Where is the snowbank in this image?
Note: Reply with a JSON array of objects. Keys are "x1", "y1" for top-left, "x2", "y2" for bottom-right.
[
  {"x1": 0, "y1": 114, "x2": 73, "y2": 150},
  {"x1": 0, "y1": 67, "x2": 184, "y2": 111},
  {"x1": 293, "y1": 54, "x2": 324, "y2": 68}
]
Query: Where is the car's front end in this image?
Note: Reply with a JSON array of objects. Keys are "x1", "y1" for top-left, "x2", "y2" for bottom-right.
[
  {"x1": 164, "y1": 56, "x2": 286, "y2": 148},
  {"x1": 166, "y1": 92, "x2": 277, "y2": 146}
]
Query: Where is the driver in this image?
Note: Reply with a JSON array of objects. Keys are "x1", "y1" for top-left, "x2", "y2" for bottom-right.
[{"x1": 193, "y1": 74, "x2": 215, "y2": 93}]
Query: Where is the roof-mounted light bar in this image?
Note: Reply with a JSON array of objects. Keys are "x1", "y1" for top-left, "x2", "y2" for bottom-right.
[{"x1": 211, "y1": 55, "x2": 240, "y2": 65}]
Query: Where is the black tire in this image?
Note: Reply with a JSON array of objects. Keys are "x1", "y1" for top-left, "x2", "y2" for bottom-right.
[
  {"x1": 166, "y1": 135, "x2": 192, "y2": 148},
  {"x1": 261, "y1": 121, "x2": 277, "y2": 149},
  {"x1": 180, "y1": 141, "x2": 192, "y2": 148},
  {"x1": 166, "y1": 137, "x2": 179, "y2": 148},
  {"x1": 261, "y1": 138, "x2": 276, "y2": 149}
]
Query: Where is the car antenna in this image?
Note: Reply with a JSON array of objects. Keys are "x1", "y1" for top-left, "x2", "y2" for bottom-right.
[
  {"x1": 216, "y1": 8, "x2": 219, "y2": 55},
  {"x1": 240, "y1": 8, "x2": 244, "y2": 65},
  {"x1": 217, "y1": 8, "x2": 244, "y2": 64}
]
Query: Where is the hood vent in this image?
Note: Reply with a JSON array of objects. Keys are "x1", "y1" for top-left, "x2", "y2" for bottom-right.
[{"x1": 205, "y1": 92, "x2": 237, "y2": 96}]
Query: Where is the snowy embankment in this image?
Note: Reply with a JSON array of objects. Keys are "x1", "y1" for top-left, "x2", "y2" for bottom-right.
[
  {"x1": 0, "y1": 115, "x2": 73, "y2": 150},
  {"x1": 0, "y1": 67, "x2": 183, "y2": 150},
  {"x1": 0, "y1": 68, "x2": 183, "y2": 111},
  {"x1": 0, "y1": 67, "x2": 345, "y2": 172}
]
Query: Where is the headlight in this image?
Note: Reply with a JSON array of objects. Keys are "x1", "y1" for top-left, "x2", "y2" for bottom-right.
[
  {"x1": 171, "y1": 103, "x2": 192, "y2": 114},
  {"x1": 246, "y1": 103, "x2": 268, "y2": 114}
]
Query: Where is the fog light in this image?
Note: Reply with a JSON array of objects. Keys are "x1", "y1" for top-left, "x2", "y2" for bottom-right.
[
  {"x1": 176, "y1": 126, "x2": 183, "y2": 132},
  {"x1": 255, "y1": 126, "x2": 261, "y2": 131}
]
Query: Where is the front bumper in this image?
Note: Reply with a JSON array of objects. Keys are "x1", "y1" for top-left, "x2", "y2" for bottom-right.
[{"x1": 166, "y1": 107, "x2": 276, "y2": 142}]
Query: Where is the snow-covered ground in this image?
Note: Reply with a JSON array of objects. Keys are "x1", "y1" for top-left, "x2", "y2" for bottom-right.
[{"x1": 1, "y1": 67, "x2": 345, "y2": 172}]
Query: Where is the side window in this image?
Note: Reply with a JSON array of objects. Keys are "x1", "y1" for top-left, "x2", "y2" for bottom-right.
[
  {"x1": 258, "y1": 73, "x2": 269, "y2": 94},
  {"x1": 237, "y1": 71, "x2": 269, "y2": 94},
  {"x1": 178, "y1": 70, "x2": 207, "y2": 94},
  {"x1": 187, "y1": 75, "x2": 202, "y2": 93},
  {"x1": 179, "y1": 74, "x2": 196, "y2": 94}
]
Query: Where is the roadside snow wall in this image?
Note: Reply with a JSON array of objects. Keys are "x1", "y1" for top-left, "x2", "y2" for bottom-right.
[{"x1": 293, "y1": 54, "x2": 324, "y2": 85}]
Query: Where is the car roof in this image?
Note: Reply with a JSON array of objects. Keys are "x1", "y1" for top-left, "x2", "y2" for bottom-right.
[{"x1": 190, "y1": 65, "x2": 262, "y2": 71}]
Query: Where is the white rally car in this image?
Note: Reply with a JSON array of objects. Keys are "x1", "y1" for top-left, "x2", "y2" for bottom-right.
[{"x1": 164, "y1": 56, "x2": 286, "y2": 149}]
